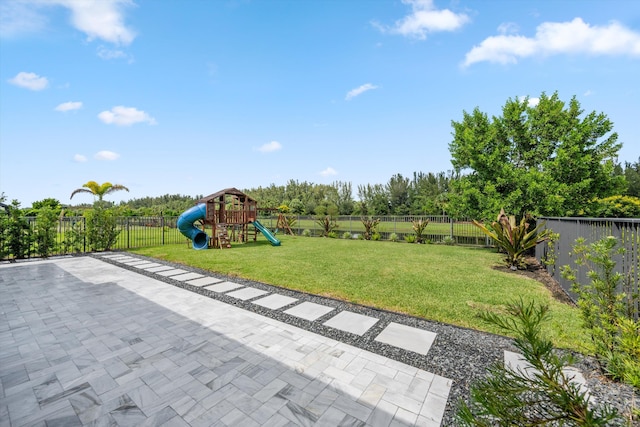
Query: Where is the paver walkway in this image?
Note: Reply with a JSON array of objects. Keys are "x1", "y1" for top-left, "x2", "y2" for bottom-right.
[{"x1": 1, "y1": 256, "x2": 451, "y2": 426}]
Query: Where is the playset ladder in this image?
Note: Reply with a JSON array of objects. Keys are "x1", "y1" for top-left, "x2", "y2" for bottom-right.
[{"x1": 216, "y1": 224, "x2": 231, "y2": 249}]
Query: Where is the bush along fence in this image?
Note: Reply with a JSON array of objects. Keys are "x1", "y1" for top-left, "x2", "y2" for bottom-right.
[
  {"x1": 536, "y1": 217, "x2": 639, "y2": 320},
  {"x1": 0, "y1": 213, "x2": 492, "y2": 261}
]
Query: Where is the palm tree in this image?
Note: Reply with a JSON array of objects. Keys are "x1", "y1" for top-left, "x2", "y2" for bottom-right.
[{"x1": 70, "y1": 181, "x2": 129, "y2": 201}]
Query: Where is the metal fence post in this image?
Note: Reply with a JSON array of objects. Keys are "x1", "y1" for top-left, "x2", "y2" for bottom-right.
[{"x1": 161, "y1": 216, "x2": 165, "y2": 246}]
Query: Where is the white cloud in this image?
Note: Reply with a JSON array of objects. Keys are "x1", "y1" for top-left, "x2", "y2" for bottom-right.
[
  {"x1": 320, "y1": 167, "x2": 338, "y2": 177},
  {"x1": 55, "y1": 101, "x2": 83, "y2": 112},
  {"x1": 97, "y1": 46, "x2": 129, "y2": 60},
  {"x1": 527, "y1": 97, "x2": 540, "y2": 107},
  {"x1": 374, "y1": 0, "x2": 470, "y2": 40},
  {"x1": 94, "y1": 150, "x2": 120, "y2": 160},
  {"x1": 73, "y1": 154, "x2": 87, "y2": 162},
  {"x1": 584, "y1": 89, "x2": 594, "y2": 97},
  {"x1": 346, "y1": 83, "x2": 379, "y2": 101},
  {"x1": 0, "y1": 1, "x2": 48, "y2": 37},
  {"x1": 98, "y1": 106, "x2": 157, "y2": 126},
  {"x1": 257, "y1": 141, "x2": 282, "y2": 153},
  {"x1": 497, "y1": 22, "x2": 519, "y2": 35},
  {"x1": 8, "y1": 71, "x2": 49, "y2": 90},
  {"x1": 0, "y1": 0, "x2": 136, "y2": 45},
  {"x1": 464, "y1": 18, "x2": 640, "y2": 67}
]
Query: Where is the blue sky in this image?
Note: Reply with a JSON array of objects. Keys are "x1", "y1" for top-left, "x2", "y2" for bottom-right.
[{"x1": 1, "y1": 0, "x2": 639, "y2": 207}]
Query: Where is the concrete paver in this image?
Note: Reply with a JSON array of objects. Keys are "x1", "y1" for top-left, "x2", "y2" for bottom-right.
[
  {"x1": 186, "y1": 277, "x2": 223, "y2": 287},
  {"x1": 0, "y1": 256, "x2": 451, "y2": 426},
  {"x1": 205, "y1": 281, "x2": 244, "y2": 293},
  {"x1": 323, "y1": 311, "x2": 379, "y2": 336},
  {"x1": 253, "y1": 294, "x2": 299, "y2": 310},
  {"x1": 156, "y1": 268, "x2": 188, "y2": 277},
  {"x1": 284, "y1": 302, "x2": 335, "y2": 321},
  {"x1": 375, "y1": 322, "x2": 437, "y2": 356}
]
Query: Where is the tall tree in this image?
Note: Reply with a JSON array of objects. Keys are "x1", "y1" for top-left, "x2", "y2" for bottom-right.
[
  {"x1": 624, "y1": 157, "x2": 640, "y2": 197},
  {"x1": 386, "y1": 174, "x2": 410, "y2": 215},
  {"x1": 448, "y1": 92, "x2": 624, "y2": 220},
  {"x1": 70, "y1": 181, "x2": 129, "y2": 202}
]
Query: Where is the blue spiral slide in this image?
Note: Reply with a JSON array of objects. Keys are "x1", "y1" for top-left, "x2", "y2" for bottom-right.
[{"x1": 177, "y1": 203, "x2": 209, "y2": 250}]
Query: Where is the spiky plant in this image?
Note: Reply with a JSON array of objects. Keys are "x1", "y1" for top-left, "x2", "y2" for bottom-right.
[{"x1": 473, "y1": 209, "x2": 550, "y2": 270}]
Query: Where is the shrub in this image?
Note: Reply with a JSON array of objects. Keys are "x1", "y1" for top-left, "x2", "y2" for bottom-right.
[
  {"x1": 361, "y1": 216, "x2": 380, "y2": 240},
  {"x1": 302, "y1": 229, "x2": 311, "y2": 237},
  {"x1": 315, "y1": 215, "x2": 338, "y2": 237},
  {"x1": 473, "y1": 209, "x2": 551, "y2": 270},
  {"x1": 34, "y1": 206, "x2": 58, "y2": 258},
  {"x1": 63, "y1": 219, "x2": 85, "y2": 253},
  {"x1": 588, "y1": 195, "x2": 640, "y2": 218},
  {"x1": 561, "y1": 236, "x2": 640, "y2": 388},
  {"x1": 457, "y1": 299, "x2": 621, "y2": 425},
  {"x1": 412, "y1": 219, "x2": 429, "y2": 243},
  {"x1": 4, "y1": 200, "x2": 32, "y2": 260},
  {"x1": 371, "y1": 232, "x2": 381, "y2": 241},
  {"x1": 389, "y1": 232, "x2": 398, "y2": 242},
  {"x1": 327, "y1": 231, "x2": 338, "y2": 239},
  {"x1": 442, "y1": 236, "x2": 456, "y2": 246},
  {"x1": 404, "y1": 234, "x2": 416, "y2": 243},
  {"x1": 85, "y1": 206, "x2": 121, "y2": 251},
  {"x1": 342, "y1": 231, "x2": 352, "y2": 239}
]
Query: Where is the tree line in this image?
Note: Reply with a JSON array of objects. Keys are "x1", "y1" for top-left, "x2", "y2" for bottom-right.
[{"x1": 4, "y1": 92, "x2": 640, "y2": 219}]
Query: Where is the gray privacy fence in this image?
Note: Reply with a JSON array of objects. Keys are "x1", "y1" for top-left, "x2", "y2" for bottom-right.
[
  {"x1": 535, "y1": 217, "x2": 639, "y2": 319},
  {"x1": 0, "y1": 214, "x2": 490, "y2": 261}
]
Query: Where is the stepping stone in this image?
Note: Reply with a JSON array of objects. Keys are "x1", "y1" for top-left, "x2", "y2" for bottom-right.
[
  {"x1": 122, "y1": 260, "x2": 152, "y2": 266},
  {"x1": 100, "y1": 254, "x2": 126, "y2": 259},
  {"x1": 132, "y1": 262, "x2": 162, "y2": 269},
  {"x1": 284, "y1": 302, "x2": 335, "y2": 321},
  {"x1": 145, "y1": 265, "x2": 175, "y2": 273},
  {"x1": 186, "y1": 277, "x2": 223, "y2": 287},
  {"x1": 110, "y1": 256, "x2": 136, "y2": 261},
  {"x1": 156, "y1": 269, "x2": 188, "y2": 277},
  {"x1": 226, "y1": 288, "x2": 269, "y2": 301},
  {"x1": 504, "y1": 351, "x2": 590, "y2": 397},
  {"x1": 374, "y1": 322, "x2": 437, "y2": 355},
  {"x1": 323, "y1": 311, "x2": 379, "y2": 336},
  {"x1": 252, "y1": 294, "x2": 298, "y2": 310},
  {"x1": 205, "y1": 281, "x2": 244, "y2": 293},
  {"x1": 169, "y1": 272, "x2": 204, "y2": 281}
]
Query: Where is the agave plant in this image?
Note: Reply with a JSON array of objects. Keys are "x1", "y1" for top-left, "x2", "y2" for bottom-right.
[{"x1": 473, "y1": 209, "x2": 551, "y2": 270}]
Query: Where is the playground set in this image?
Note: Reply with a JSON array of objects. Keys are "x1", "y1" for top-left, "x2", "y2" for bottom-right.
[{"x1": 177, "y1": 187, "x2": 290, "y2": 250}]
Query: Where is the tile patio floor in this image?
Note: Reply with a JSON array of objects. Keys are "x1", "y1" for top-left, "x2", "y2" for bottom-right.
[{"x1": 1, "y1": 255, "x2": 452, "y2": 426}]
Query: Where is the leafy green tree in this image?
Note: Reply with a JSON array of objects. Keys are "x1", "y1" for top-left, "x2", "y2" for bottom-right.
[
  {"x1": 588, "y1": 195, "x2": 640, "y2": 218},
  {"x1": 34, "y1": 206, "x2": 58, "y2": 258},
  {"x1": 449, "y1": 92, "x2": 624, "y2": 220},
  {"x1": 70, "y1": 181, "x2": 129, "y2": 202},
  {"x1": 386, "y1": 174, "x2": 410, "y2": 215},
  {"x1": 357, "y1": 184, "x2": 390, "y2": 215},
  {"x1": 85, "y1": 206, "x2": 121, "y2": 251},
  {"x1": 4, "y1": 200, "x2": 32, "y2": 260},
  {"x1": 623, "y1": 157, "x2": 640, "y2": 197}
]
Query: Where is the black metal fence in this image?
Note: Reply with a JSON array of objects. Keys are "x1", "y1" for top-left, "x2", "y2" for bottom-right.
[
  {"x1": 535, "y1": 217, "x2": 639, "y2": 319},
  {"x1": 0, "y1": 214, "x2": 490, "y2": 261}
]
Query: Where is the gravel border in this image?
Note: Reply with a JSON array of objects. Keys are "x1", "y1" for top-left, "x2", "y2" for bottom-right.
[{"x1": 93, "y1": 252, "x2": 639, "y2": 425}]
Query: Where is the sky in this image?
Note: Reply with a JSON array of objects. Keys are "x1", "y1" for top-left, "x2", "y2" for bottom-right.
[{"x1": 1, "y1": 0, "x2": 639, "y2": 207}]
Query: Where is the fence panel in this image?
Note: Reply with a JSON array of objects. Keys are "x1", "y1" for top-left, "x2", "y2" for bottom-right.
[{"x1": 536, "y1": 217, "x2": 639, "y2": 319}]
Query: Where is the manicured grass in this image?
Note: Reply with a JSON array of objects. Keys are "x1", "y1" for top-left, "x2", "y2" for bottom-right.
[{"x1": 129, "y1": 235, "x2": 588, "y2": 351}]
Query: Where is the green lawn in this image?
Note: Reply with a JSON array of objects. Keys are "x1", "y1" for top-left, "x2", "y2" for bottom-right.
[{"x1": 129, "y1": 234, "x2": 588, "y2": 351}]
